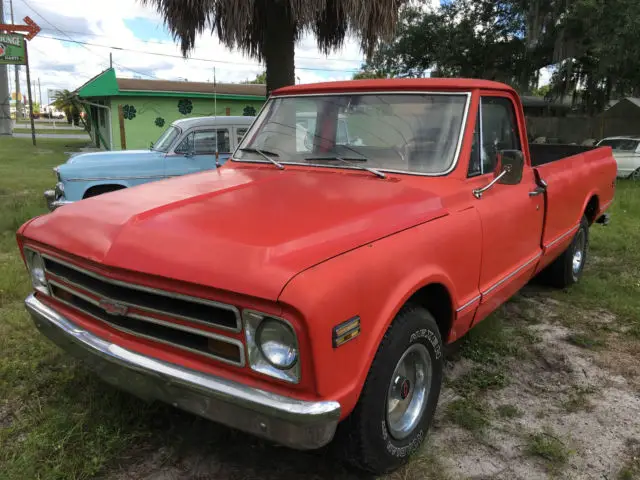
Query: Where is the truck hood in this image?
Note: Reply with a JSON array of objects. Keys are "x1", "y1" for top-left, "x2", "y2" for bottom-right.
[{"x1": 23, "y1": 165, "x2": 447, "y2": 300}]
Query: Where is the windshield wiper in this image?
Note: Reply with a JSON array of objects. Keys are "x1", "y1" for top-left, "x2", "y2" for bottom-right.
[
  {"x1": 305, "y1": 156, "x2": 386, "y2": 179},
  {"x1": 238, "y1": 147, "x2": 285, "y2": 170}
]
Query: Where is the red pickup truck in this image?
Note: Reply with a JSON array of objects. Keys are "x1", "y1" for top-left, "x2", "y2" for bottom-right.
[{"x1": 18, "y1": 79, "x2": 615, "y2": 473}]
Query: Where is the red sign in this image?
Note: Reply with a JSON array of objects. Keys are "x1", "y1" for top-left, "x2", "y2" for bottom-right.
[{"x1": 0, "y1": 16, "x2": 41, "y2": 41}]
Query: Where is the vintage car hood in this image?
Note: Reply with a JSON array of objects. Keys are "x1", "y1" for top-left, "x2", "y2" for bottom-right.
[
  {"x1": 23, "y1": 164, "x2": 447, "y2": 300},
  {"x1": 59, "y1": 150, "x2": 166, "y2": 174},
  {"x1": 65, "y1": 150, "x2": 164, "y2": 164}
]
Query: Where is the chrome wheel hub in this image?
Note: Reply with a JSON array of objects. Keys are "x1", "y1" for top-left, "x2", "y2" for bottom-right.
[
  {"x1": 572, "y1": 230, "x2": 585, "y2": 275},
  {"x1": 386, "y1": 343, "x2": 432, "y2": 440}
]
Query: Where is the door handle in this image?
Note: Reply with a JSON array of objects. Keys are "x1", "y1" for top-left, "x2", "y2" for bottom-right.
[{"x1": 529, "y1": 178, "x2": 547, "y2": 197}]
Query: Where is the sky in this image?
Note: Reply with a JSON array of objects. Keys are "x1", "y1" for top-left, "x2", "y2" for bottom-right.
[{"x1": 2, "y1": 0, "x2": 548, "y2": 106}]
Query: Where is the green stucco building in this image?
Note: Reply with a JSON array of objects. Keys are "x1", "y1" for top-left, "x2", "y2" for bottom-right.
[{"x1": 76, "y1": 68, "x2": 266, "y2": 150}]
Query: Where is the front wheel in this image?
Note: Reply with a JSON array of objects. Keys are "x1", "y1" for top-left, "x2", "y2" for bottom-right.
[
  {"x1": 336, "y1": 305, "x2": 443, "y2": 474},
  {"x1": 630, "y1": 168, "x2": 640, "y2": 181}
]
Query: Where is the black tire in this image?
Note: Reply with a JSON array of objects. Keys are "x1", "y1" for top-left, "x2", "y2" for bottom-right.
[
  {"x1": 336, "y1": 305, "x2": 444, "y2": 474},
  {"x1": 630, "y1": 168, "x2": 640, "y2": 181},
  {"x1": 544, "y1": 216, "x2": 589, "y2": 288}
]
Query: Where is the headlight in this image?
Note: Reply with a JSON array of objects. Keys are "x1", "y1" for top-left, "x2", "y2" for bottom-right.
[
  {"x1": 24, "y1": 248, "x2": 49, "y2": 295},
  {"x1": 257, "y1": 319, "x2": 298, "y2": 369},
  {"x1": 243, "y1": 310, "x2": 300, "y2": 383}
]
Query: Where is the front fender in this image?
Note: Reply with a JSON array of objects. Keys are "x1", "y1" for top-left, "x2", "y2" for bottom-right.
[
  {"x1": 278, "y1": 208, "x2": 482, "y2": 418},
  {"x1": 62, "y1": 179, "x2": 130, "y2": 201}
]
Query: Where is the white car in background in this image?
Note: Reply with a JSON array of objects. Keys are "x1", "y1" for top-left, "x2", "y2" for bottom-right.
[{"x1": 596, "y1": 136, "x2": 640, "y2": 179}]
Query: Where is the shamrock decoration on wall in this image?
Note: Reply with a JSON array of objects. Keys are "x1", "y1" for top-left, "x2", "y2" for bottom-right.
[
  {"x1": 122, "y1": 104, "x2": 137, "y2": 120},
  {"x1": 155, "y1": 117, "x2": 165, "y2": 127},
  {"x1": 243, "y1": 105, "x2": 257, "y2": 116},
  {"x1": 178, "y1": 99, "x2": 193, "y2": 115}
]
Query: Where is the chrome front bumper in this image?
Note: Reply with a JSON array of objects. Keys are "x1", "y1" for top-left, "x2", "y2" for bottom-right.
[
  {"x1": 25, "y1": 294, "x2": 341, "y2": 449},
  {"x1": 44, "y1": 186, "x2": 73, "y2": 211}
]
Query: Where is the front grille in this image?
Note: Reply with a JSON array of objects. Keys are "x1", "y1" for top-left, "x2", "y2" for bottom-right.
[
  {"x1": 42, "y1": 255, "x2": 244, "y2": 367},
  {"x1": 43, "y1": 256, "x2": 240, "y2": 331}
]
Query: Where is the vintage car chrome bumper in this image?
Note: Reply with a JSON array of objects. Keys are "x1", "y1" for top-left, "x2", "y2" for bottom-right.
[
  {"x1": 25, "y1": 294, "x2": 341, "y2": 449},
  {"x1": 44, "y1": 187, "x2": 73, "y2": 211}
]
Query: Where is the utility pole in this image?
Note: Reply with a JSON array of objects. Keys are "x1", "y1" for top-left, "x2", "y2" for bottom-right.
[
  {"x1": 10, "y1": 0, "x2": 20, "y2": 120},
  {"x1": 37, "y1": 77, "x2": 41, "y2": 106},
  {"x1": 0, "y1": 0, "x2": 11, "y2": 135}
]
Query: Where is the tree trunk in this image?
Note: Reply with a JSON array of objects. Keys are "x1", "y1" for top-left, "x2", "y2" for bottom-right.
[{"x1": 263, "y1": 1, "x2": 296, "y2": 96}]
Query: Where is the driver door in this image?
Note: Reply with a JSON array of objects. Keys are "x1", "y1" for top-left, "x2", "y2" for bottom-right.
[
  {"x1": 166, "y1": 128, "x2": 231, "y2": 177},
  {"x1": 468, "y1": 95, "x2": 545, "y2": 323}
]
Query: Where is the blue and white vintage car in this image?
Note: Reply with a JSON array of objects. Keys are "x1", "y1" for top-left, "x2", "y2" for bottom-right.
[{"x1": 45, "y1": 115, "x2": 255, "y2": 210}]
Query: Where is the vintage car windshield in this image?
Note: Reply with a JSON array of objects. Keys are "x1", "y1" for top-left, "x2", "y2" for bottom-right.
[
  {"x1": 152, "y1": 125, "x2": 181, "y2": 152},
  {"x1": 234, "y1": 93, "x2": 469, "y2": 175}
]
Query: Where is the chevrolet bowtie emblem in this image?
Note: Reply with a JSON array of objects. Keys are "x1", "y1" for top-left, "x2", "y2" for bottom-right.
[{"x1": 99, "y1": 298, "x2": 128, "y2": 316}]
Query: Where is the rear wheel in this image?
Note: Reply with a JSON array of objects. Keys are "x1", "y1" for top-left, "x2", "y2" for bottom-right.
[
  {"x1": 544, "y1": 216, "x2": 589, "y2": 288},
  {"x1": 336, "y1": 305, "x2": 443, "y2": 474}
]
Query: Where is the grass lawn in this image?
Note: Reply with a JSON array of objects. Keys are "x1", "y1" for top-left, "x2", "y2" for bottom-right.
[
  {"x1": 13, "y1": 128, "x2": 88, "y2": 135},
  {"x1": 0, "y1": 134, "x2": 638, "y2": 479}
]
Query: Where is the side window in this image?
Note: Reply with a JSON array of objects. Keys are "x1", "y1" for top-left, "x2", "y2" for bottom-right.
[
  {"x1": 214, "y1": 128, "x2": 231, "y2": 153},
  {"x1": 174, "y1": 133, "x2": 193, "y2": 154},
  {"x1": 480, "y1": 97, "x2": 521, "y2": 173},
  {"x1": 175, "y1": 129, "x2": 231, "y2": 154},
  {"x1": 236, "y1": 128, "x2": 248, "y2": 146}
]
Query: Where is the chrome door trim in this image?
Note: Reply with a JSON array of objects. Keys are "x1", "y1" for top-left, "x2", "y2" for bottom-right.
[
  {"x1": 544, "y1": 224, "x2": 580, "y2": 249},
  {"x1": 66, "y1": 175, "x2": 167, "y2": 182},
  {"x1": 456, "y1": 294, "x2": 481, "y2": 313},
  {"x1": 482, "y1": 253, "x2": 542, "y2": 296}
]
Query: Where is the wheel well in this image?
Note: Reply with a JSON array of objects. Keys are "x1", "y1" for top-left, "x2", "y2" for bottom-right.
[
  {"x1": 584, "y1": 195, "x2": 599, "y2": 224},
  {"x1": 83, "y1": 184, "x2": 126, "y2": 199},
  {"x1": 406, "y1": 283, "x2": 453, "y2": 342}
]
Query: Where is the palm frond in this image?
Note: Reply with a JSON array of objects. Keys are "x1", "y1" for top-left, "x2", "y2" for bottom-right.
[{"x1": 140, "y1": 0, "x2": 402, "y2": 59}]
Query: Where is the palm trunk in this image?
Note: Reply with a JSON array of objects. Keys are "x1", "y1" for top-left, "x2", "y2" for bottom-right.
[{"x1": 263, "y1": 1, "x2": 296, "y2": 95}]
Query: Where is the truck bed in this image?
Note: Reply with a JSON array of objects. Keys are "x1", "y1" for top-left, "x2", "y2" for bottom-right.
[{"x1": 529, "y1": 144, "x2": 599, "y2": 167}]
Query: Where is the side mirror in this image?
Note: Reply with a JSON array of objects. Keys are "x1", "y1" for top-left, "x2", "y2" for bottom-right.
[
  {"x1": 496, "y1": 150, "x2": 524, "y2": 185},
  {"x1": 473, "y1": 150, "x2": 525, "y2": 199}
]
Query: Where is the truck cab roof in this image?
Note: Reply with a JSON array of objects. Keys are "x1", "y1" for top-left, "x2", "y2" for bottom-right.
[{"x1": 273, "y1": 78, "x2": 517, "y2": 96}]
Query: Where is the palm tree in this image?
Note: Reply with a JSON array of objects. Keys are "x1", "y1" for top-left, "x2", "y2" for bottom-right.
[
  {"x1": 52, "y1": 89, "x2": 87, "y2": 129},
  {"x1": 142, "y1": 0, "x2": 403, "y2": 93}
]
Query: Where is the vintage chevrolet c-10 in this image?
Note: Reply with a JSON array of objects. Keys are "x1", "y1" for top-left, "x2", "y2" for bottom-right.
[{"x1": 18, "y1": 78, "x2": 615, "y2": 473}]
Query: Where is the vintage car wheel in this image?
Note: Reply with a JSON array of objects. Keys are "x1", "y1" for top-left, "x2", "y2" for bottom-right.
[
  {"x1": 630, "y1": 168, "x2": 640, "y2": 181},
  {"x1": 544, "y1": 216, "x2": 589, "y2": 288},
  {"x1": 336, "y1": 305, "x2": 443, "y2": 474}
]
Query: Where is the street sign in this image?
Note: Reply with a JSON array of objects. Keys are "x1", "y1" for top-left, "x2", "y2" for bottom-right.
[
  {"x1": 0, "y1": 33, "x2": 26, "y2": 65},
  {"x1": 0, "y1": 16, "x2": 41, "y2": 41},
  {"x1": 0, "y1": 16, "x2": 41, "y2": 144}
]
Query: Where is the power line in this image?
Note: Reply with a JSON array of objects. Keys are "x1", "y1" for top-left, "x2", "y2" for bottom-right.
[
  {"x1": 37, "y1": 26, "x2": 364, "y2": 64},
  {"x1": 20, "y1": 0, "x2": 158, "y2": 79},
  {"x1": 38, "y1": 34, "x2": 360, "y2": 73}
]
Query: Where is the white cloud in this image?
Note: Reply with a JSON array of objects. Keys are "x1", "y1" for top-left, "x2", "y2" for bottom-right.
[{"x1": 6, "y1": 0, "x2": 366, "y2": 105}]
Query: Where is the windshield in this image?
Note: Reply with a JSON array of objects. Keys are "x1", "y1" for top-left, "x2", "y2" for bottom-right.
[
  {"x1": 152, "y1": 125, "x2": 180, "y2": 152},
  {"x1": 598, "y1": 139, "x2": 639, "y2": 151},
  {"x1": 234, "y1": 93, "x2": 469, "y2": 175}
]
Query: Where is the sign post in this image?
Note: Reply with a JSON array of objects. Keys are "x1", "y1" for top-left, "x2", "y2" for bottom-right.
[{"x1": 0, "y1": 16, "x2": 41, "y2": 145}]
